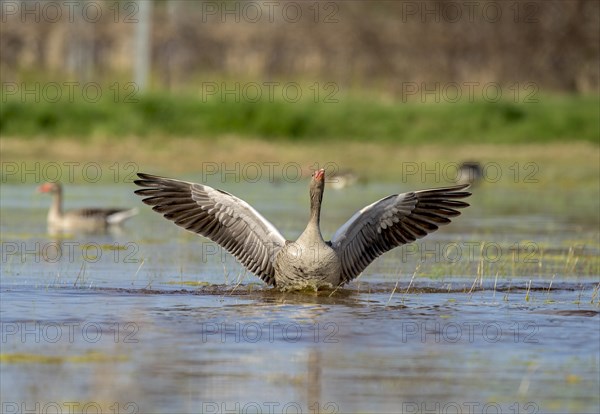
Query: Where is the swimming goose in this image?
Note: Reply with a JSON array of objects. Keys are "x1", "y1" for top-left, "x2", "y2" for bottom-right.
[
  {"x1": 134, "y1": 170, "x2": 470, "y2": 289},
  {"x1": 456, "y1": 161, "x2": 484, "y2": 186},
  {"x1": 38, "y1": 182, "x2": 138, "y2": 232},
  {"x1": 329, "y1": 169, "x2": 359, "y2": 190}
]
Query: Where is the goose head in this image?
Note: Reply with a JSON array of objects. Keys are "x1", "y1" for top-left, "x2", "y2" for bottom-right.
[
  {"x1": 37, "y1": 182, "x2": 62, "y2": 195},
  {"x1": 310, "y1": 169, "x2": 325, "y2": 201}
]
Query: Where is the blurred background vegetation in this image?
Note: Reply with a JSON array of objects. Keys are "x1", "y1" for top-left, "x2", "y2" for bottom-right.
[
  {"x1": 2, "y1": 0, "x2": 598, "y2": 92},
  {"x1": 0, "y1": 0, "x2": 598, "y2": 176}
]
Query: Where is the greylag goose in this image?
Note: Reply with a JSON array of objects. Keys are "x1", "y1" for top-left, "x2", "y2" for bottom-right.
[
  {"x1": 456, "y1": 161, "x2": 484, "y2": 186},
  {"x1": 38, "y1": 182, "x2": 138, "y2": 232},
  {"x1": 330, "y1": 169, "x2": 359, "y2": 190},
  {"x1": 135, "y1": 170, "x2": 470, "y2": 289}
]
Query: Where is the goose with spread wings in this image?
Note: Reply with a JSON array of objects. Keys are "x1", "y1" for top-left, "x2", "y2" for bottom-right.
[{"x1": 134, "y1": 170, "x2": 470, "y2": 289}]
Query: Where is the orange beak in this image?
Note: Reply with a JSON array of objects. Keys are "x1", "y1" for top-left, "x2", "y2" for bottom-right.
[
  {"x1": 37, "y1": 183, "x2": 52, "y2": 193},
  {"x1": 314, "y1": 169, "x2": 325, "y2": 181}
]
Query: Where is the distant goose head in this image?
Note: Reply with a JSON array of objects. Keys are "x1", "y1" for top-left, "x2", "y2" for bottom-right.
[{"x1": 37, "y1": 182, "x2": 62, "y2": 195}]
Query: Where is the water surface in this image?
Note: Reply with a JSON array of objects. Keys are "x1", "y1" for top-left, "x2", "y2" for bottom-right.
[{"x1": 1, "y1": 181, "x2": 598, "y2": 413}]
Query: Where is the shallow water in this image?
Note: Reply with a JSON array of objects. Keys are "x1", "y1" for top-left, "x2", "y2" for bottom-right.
[{"x1": 1, "y1": 181, "x2": 599, "y2": 413}]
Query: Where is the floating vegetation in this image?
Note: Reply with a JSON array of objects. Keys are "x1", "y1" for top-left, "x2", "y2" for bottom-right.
[
  {"x1": 0, "y1": 351, "x2": 128, "y2": 364},
  {"x1": 164, "y1": 280, "x2": 212, "y2": 287}
]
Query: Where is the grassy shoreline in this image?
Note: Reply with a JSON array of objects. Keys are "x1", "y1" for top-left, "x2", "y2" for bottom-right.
[
  {"x1": 1, "y1": 137, "x2": 598, "y2": 186},
  {"x1": 1, "y1": 93, "x2": 598, "y2": 143}
]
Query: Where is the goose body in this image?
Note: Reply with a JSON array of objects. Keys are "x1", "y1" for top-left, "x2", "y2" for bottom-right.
[
  {"x1": 38, "y1": 182, "x2": 137, "y2": 232},
  {"x1": 135, "y1": 170, "x2": 470, "y2": 289}
]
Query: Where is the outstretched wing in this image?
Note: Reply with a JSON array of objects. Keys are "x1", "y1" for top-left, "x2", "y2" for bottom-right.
[
  {"x1": 331, "y1": 185, "x2": 471, "y2": 284},
  {"x1": 134, "y1": 173, "x2": 286, "y2": 286}
]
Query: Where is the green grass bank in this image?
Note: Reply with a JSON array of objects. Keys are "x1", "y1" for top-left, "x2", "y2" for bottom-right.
[{"x1": 1, "y1": 92, "x2": 598, "y2": 143}]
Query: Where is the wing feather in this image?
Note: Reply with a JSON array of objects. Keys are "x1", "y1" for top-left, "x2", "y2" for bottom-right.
[
  {"x1": 134, "y1": 173, "x2": 286, "y2": 286},
  {"x1": 331, "y1": 185, "x2": 470, "y2": 284}
]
